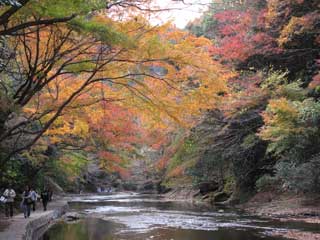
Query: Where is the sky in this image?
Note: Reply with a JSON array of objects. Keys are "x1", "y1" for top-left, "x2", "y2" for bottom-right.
[{"x1": 150, "y1": 0, "x2": 212, "y2": 28}]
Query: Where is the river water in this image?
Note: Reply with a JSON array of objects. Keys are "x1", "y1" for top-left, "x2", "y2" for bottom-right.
[{"x1": 41, "y1": 193, "x2": 320, "y2": 240}]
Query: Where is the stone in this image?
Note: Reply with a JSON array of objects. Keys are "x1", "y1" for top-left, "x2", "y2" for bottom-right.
[
  {"x1": 198, "y1": 181, "x2": 219, "y2": 195},
  {"x1": 142, "y1": 181, "x2": 155, "y2": 191},
  {"x1": 214, "y1": 192, "x2": 230, "y2": 203},
  {"x1": 65, "y1": 212, "x2": 81, "y2": 222}
]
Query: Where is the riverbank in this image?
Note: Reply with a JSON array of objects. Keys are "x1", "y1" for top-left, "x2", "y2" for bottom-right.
[
  {"x1": 165, "y1": 188, "x2": 320, "y2": 220},
  {"x1": 163, "y1": 187, "x2": 200, "y2": 202},
  {"x1": 164, "y1": 188, "x2": 320, "y2": 240},
  {"x1": 0, "y1": 198, "x2": 68, "y2": 240},
  {"x1": 238, "y1": 192, "x2": 320, "y2": 240},
  {"x1": 240, "y1": 191, "x2": 320, "y2": 220}
]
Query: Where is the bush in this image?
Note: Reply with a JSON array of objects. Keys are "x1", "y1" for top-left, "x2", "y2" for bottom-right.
[
  {"x1": 255, "y1": 175, "x2": 278, "y2": 192},
  {"x1": 276, "y1": 157, "x2": 320, "y2": 193},
  {"x1": 223, "y1": 175, "x2": 236, "y2": 195}
]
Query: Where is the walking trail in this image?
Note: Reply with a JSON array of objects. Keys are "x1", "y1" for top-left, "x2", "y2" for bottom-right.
[{"x1": 0, "y1": 198, "x2": 68, "y2": 240}]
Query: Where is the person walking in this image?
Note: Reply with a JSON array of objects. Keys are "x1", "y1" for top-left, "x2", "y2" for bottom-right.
[
  {"x1": 41, "y1": 188, "x2": 50, "y2": 211},
  {"x1": 48, "y1": 188, "x2": 53, "y2": 202},
  {"x1": 30, "y1": 188, "x2": 38, "y2": 211},
  {"x1": 3, "y1": 185, "x2": 16, "y2": 218},
  {"x1": 22, "y1": 186, "x2": 32, "y2": 218}
]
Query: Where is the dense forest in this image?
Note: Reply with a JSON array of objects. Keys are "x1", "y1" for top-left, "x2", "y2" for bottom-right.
[
  {"x1": 0, "y1": 0, "x2": 319, "y2": 206},
  {"x1": 161, "y1": 0, "x2": 320, "y2": 203}
]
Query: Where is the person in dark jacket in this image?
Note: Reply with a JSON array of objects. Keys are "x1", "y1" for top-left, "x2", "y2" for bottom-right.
[
  {"x1": 41, "y1": 188, "x2": 50, "y2": 211},
  {"x1": 48, "y1": 188, "x2": 53, "y2": 202},
  {"x1": 22, "y1": 186, "x2": 32, "y2": 218}
]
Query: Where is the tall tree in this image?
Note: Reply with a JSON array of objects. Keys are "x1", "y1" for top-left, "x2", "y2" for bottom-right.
[{"x1": 0, "y1": 2, "x2": 228, "y2": 181}]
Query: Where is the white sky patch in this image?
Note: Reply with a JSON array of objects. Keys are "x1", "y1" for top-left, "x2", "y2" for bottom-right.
[{"x1": 150, "y1": 0, "x2": 212, "y2": 29}]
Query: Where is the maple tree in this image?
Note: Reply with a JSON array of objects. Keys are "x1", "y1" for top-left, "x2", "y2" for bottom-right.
[
  {"x1": 0, "y1": 0, "x2": 229, "y2": 185},
  {"x1": 209, "y1": 8, "x2": 279, "y2": 63},
  {"x1": 161, "y1": 0, "x2": 320, "y2": 197},
  {"x1": 0, "y1": 0, "x2": 319, "y2": 198}
]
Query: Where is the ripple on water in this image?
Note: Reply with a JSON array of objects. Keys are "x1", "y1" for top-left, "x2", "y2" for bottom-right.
[
  {"x1": 69, "y1": 193, "x2": 139, "y2": 203},
  {"x1": 84, "y1": 207, "x2": 287, "y2": 234},
  {"x1": 42, "y1": 194, "x2": 319, "y2": 240}
]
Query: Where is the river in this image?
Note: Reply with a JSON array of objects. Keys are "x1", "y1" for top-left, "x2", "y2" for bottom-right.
[{"x1": 41, "y1": 193, "x2": 320, "y2": 240}]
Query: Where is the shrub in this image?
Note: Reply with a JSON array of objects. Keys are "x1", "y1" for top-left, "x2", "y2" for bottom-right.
[
  {"x1": 276, "y1": 157, "x2": 320, "y2": 193},
  {"x1": 255, "y1": 175, "x2": 278, "y2": 192}
]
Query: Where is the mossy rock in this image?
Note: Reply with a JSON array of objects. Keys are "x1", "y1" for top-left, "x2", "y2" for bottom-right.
[{"x1": 214, "y1": 191, "x2": 230, "y2": 203}]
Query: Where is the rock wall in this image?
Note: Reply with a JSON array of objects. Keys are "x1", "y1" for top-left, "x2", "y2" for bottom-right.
[
  {"x1": 164, "y1": 187, "x2": 200, "y2": 201},
  {"x1": 23, "y1": 201, "x2": 68, "y2": 240},
  {"x1": 0, "y1": 200, "x2": 68, "y2": 240}
]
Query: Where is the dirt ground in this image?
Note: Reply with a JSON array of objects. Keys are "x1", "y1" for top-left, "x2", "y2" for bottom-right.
[
  {"x1": 241, "y1": 191, "x2": 320, "y2": 217},
  {"x1": 240, "y1": 191, "x2": 320, "y2": 240}
]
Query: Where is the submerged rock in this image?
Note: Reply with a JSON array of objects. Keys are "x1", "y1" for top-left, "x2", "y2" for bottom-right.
[{"x1": 65, "y1": 212, "x2": 82, "y2": 222}]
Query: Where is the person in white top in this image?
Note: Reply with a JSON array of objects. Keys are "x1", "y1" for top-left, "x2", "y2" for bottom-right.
[
  {"x1": 3, "y1": 185, "x2": 16, "y2": 217},
  {"x1": 30, "y1": 188, "x2": 39, "y2": 211}
]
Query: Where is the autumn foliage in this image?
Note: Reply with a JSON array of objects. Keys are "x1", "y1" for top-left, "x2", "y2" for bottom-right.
[
  {"x1": 0, "y1": 0, "x2": 230, "y2": 185},
  {"x1": 158, "y1": 0, "x2": 320, "y2": 195},
  {"x1": 0, "y1": 0, "x2": 319, "y2": 196}
]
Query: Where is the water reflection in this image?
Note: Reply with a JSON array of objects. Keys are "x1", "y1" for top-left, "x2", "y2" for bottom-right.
[
  {"x1": 42, "y1": 218, "x2": 286, "y2": 240},
  {"x1": 41, "y1": 218, "x2": 120, "y2": 240},
  {"x1": 41, "y1": 194, "x2": 320, "y2": 240}
]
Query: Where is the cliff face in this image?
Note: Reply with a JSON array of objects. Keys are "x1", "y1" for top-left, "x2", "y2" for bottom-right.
[
  {"x1": 153, "y1": 111, "x2": 234, "y2": 203},
  {"x1": 158, "y1": 109, "x2": 272, "y2": 205},
  {"x1": 81, "y1": 158, "x2": 113, "y2": 192},
  {"x1": 123, "y1": 146, "x2": 163, "y2": 192}
]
